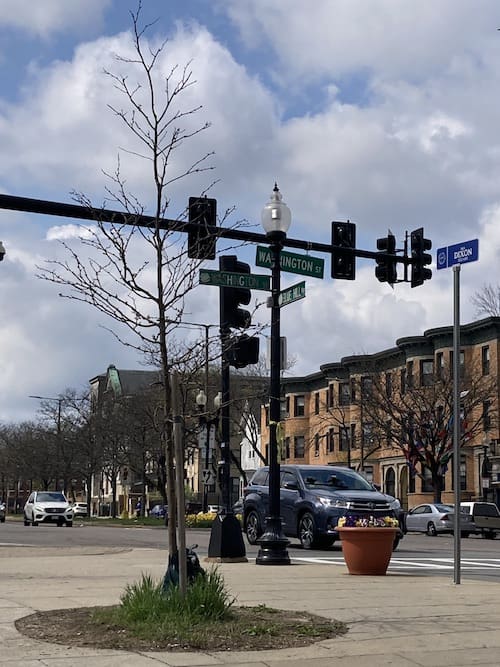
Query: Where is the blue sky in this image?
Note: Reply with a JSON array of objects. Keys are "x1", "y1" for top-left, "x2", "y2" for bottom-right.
[{"x1": 1, "y1": 0, "x2": 500, "y2": 421}]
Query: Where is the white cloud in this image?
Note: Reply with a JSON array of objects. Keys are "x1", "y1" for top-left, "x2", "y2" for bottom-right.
[{"x1": 0, "y1": 0, "x2": 112, "y2": 37}]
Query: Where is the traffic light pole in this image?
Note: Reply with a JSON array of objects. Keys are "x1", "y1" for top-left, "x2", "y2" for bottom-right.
[{"x1": 206, "y1": 326, "x2": 247, "y2": 562}]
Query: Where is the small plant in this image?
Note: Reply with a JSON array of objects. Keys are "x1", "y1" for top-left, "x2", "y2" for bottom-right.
[{"x1": 338, "y1": 515, "x2": 399, "y2": 528}]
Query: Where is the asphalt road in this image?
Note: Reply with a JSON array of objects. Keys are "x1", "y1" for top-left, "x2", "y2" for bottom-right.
[{"x1": 1, "y1": 519, "x2": 500, "y2": 580}]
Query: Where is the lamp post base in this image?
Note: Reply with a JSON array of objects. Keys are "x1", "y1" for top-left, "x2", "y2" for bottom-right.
[
  {"x1": 206, "y1": 513, "x2": 248, "y2": 563},
  {"x1": 256, "y1": 516, "x2": 291, "y2": 565}
]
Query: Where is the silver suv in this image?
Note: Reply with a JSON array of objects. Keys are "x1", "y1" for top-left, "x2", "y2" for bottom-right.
[{"x1": 24, "y1": 491, "x2": 73, "y2": 527}]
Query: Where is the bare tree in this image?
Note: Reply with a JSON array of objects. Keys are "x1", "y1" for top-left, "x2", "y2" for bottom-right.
[
  {"x1": 471, "y1": 284, "x2": 500, "y2": 318},
  {"x1": 35, "y1": 5, "x2": 244, "y2": 557},
  {"x1": 360, "y1": 361, "x2": 497, "y2": 502}
]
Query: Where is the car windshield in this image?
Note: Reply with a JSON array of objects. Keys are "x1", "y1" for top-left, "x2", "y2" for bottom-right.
[
  {"x1": 37, "y1": 492, "x2": 66, "y2": 502},
  {"x1": 298, "y1": 468, "x2": 374, "y2": 491}
]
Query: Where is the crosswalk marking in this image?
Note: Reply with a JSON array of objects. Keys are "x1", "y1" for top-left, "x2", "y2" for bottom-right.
[{"x1": 292, "y1": 556, "x2": 500, "y2": 571}]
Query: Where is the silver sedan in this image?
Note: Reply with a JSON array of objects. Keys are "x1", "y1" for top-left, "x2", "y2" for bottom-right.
[{"x1": 406, "y1": 503, "x2": 475, "y2": 537}]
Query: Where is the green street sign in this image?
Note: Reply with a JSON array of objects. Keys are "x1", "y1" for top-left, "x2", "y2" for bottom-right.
[
  {"x1": 199, "y1": 269, "x2": 270, "y2": 291},
  {"x1": 256, "y1": 246, "x2": 324, "y2": 278},
  {"x1": 279, "y1": 281, "x2": 306, "y2": 307}
]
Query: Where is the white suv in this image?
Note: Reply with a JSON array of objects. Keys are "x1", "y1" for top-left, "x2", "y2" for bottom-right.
[{"x1": 24, "y1": 491, "x2": 73, "y2": 527}]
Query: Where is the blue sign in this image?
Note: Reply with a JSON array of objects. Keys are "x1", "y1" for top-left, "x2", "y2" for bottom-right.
[{"x1": 436, "y1": 239, "x2": 478, "y2": 270}]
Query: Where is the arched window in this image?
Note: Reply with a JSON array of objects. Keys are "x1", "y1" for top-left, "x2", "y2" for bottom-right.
[{"x1": 385, "y1": 467, "x2": 396, "y2": 497}]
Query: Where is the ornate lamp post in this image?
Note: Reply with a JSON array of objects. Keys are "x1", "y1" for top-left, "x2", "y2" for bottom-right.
[
  {"x1": 196, "y1": 389, "x2": 222, "y2": 512},
  {"x1": 256, "y1": 184, "x2": 291, "y2": 566}
]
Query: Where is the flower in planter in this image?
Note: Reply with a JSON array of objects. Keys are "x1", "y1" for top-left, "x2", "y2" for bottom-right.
[{"x1": 338, "y1": 515, "x2": 399, "y2": 528}]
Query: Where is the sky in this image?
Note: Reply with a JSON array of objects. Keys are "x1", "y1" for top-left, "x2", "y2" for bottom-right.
[{"x1": 1, "y1": 0, "x2": 500, "y2": 422}]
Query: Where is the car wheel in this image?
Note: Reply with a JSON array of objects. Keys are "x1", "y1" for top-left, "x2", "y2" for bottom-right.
[
  {"x1": 393, "y1": 534, "x2": 401, "y2": 551},
  {"x1": 23, "y1": 514, "x2": 30, "y2": 526},
  {"x1": 66, "y1": 521, "x2": 73, "y2": 527},
  {"x1": 484, "y1": 530, "x2": 496, "y2": 539},
  {"x1": 0, "y1": 517, "x2": 4, "y2": 523},
  {"x1": 245, "y1": 510, "x2": 262, "y2": 545},
  {"x1": 426, "y1": 522, "x2": 438, "y2": 536},
  {"x1": 299, "y1": 512, "x2": 318, "y2": 549},
  {"x1": 461, "y1": 532, "x2": 470, "y2": 538},
  {"x1": 32, "y1": 521, "x2": 39, "y2": 526}
]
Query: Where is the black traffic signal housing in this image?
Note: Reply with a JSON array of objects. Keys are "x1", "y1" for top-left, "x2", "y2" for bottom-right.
[
  {"x1": 410, "y1": 227, "x2": 432, "y2": 288},
  {"x1": 219, "y1": 255, "x2": 251, "y2": 329},
  {"x1": 331, "y1": 221, "x2": 356, "y2": 280},
  {"x1": 187, "y1": 196, "x2": 217, "y2": 260},
  {"x1": 375, "y1": 233, "x2": 397, "y2": 284},
  {"x1": 226, "y1": 334, "x2": 260, "y2": 368}
]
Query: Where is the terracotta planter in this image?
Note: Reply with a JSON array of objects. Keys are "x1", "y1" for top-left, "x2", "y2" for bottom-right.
[{"x1": 337, "y1": 527, "x2": 398, "y2": 575}]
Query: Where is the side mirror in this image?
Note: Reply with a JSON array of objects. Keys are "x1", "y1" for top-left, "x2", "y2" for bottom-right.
[
  {"x1": 372, "y1": 483, "x2": 381, "y2": 491},
  {"x1": 283, "y1": 481, "x2": 298, "y2": 491}
]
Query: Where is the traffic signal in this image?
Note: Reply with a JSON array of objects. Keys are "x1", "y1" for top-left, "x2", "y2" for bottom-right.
[
  {"x1": 375, "y1": 233, "x2": 397, "y2": 284},
  {"x1": 187, "y1": 196, "x2": 217, "y2": 260},
  {"x1": 331, "y1": 221, "x2": 356, "y2": 280},
  {"x1": 410, "y1": 227, "x2": 432, "y2": 288},
  {"x1": 226, "y1": 334, "x2": 260, "y2": 368},
  {"x1": 219, "y1": 255, "x2": 251, "y2": 329}
]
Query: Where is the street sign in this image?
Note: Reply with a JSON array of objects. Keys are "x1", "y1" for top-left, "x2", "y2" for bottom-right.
[
  {"x1": 202, "y1": 469, "x2": 215, "y2": 486},
  {"x1": 437, "y1": 239, "x2": 479, "y2": 270},
  {"x1": 255, "y1": 246, "x2": 324, "y2": 278},
  {"x1": 199, "y1": 269, "x2": 270, "y2": 291},
  {"x1": 279, "y1": 281, "x2": 306, "y2": 307}
]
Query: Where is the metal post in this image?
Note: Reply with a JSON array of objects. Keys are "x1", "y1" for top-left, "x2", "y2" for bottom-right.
[
  {"x1": 452, "y1": 264, "x2": 461, "y2": 585},
  {"x1": 256, "y1": 238, "x2": 290, "y2": 565},
  {"x1": 207, "y1": 323, "x2": 247, "y2": 561}
]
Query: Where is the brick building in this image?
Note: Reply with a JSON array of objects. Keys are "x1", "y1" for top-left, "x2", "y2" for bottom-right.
[{"x1": 260, "y1": 317, "x2": 500, "y2": 510}]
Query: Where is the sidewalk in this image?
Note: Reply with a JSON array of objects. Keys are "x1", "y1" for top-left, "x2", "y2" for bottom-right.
[{"x1": 1, "y1": 545, "x2": 500, "y2": 666}]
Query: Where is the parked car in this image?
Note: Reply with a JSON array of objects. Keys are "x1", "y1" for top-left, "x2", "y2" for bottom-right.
[
  {"x1": 149, "y1": 504, "x2": 168, "y2": 519},
  {"x1": 232, "y1": 499, "x2": 244, "y2": 515},
  {"x1": 406, "y1": 503, "x2": 474, "y2": 536},
  {"x1": 71, "y1": 502, "x2": 88, "y2": 518},
  {"x1": 460, "y1": 501, "x2": 500, "y2": 539},
  {"x1": 243, "y1": 465, "x2": 403, "y2": 550},
  {"x1": 23, "y1": 491, "x2": 73, "y2": 527},
  {"x1": 0, "y1": 500, "x2": 5, "y2": 523}
]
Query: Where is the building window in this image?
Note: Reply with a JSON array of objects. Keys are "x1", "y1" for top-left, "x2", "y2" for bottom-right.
[
  {"x1": 294, "y1": 395, "x2": 305, "y2": 417},
  {"x1": 407, "y1": 361, "x2": 414, "y2": 389},
  {"x1": 314, "y1": 392, "x2": 320, "y2": 415},
  {"x1": 328, "y1": 384, "x2": 334, "y2": 408},
  {"x1": 385, "y1": 372, "x2": 392, "y2": 398},
  {"x1": 350, "y1": 423, "x2": 356, "y2": 449},
  {"x1": 327, "y1": 428, "x2": 335, "y2": 453},
  {"x1": 350, "y1": 378, "x2": 356, "y2": 402},
  {"x1": 385, "y1": 468, "x2": 396, "y2": 497},
  {"x1": 285, "y1": 437, "x2": 290, "y2": 459},
  {"x1": 339, "y1": 382, "x2": 350, "y2": 406},
  {"x1": 436, "y1": 352, "x2": 444, "y2": 379},
  {"x1": 361, "y1": 376, "x2": 372, "y2": 398},
  {"x1": 314, "y1": 434, "x2": 320, "y2": 457},
  {"x1": 362, "y1": 422, "x2": 373, "y2": 446},
  {"x1": 339, "y1": 427, "x2": 349, "y2": 452},
  {"x1": 420, "y1": 359, "x2": 433, "y2": 386},
  {"x1": 265, "y1": 406, "x2": 269, "y2": 425},
  {"x1": 280, "y1": 398, "x2": 288, "y2": 420},
  {"x1": 294, "y1": 436, "x2": 305, "y2": 458},
  {"x1": 449, "y1": 350, "x2": 465, "y2": 377},
  {"x1": 483, "y1": 401, "x2": 492, "y2": 431},
  {"x1": 460, "y1": 453, "x2": 467, "y2": 491},
  {"x1": 421, "y1": 468, "x2": 433, "y2": 493},
  {"x1": 482, "y1": 346, "x2": 490, "y2": 376}
]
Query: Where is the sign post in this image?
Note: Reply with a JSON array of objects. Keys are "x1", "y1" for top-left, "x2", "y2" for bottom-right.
[{"x1": 437, "y1": 238, "x2": 478, "y2": 585}]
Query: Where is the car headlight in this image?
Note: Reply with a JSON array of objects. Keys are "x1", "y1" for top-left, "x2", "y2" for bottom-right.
[
  {"x1": 318, "y1": 496, "x2": 337, "y2": 507},
  {"x1": 333, "y1": 499, "x2": 350, "y2": 508},
  {"x1": 389, "y1": 498, "x2": 401, "y2": 510},
  {"x1": 34, "y1": 505, "x2": 44, "y2": 512}
]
